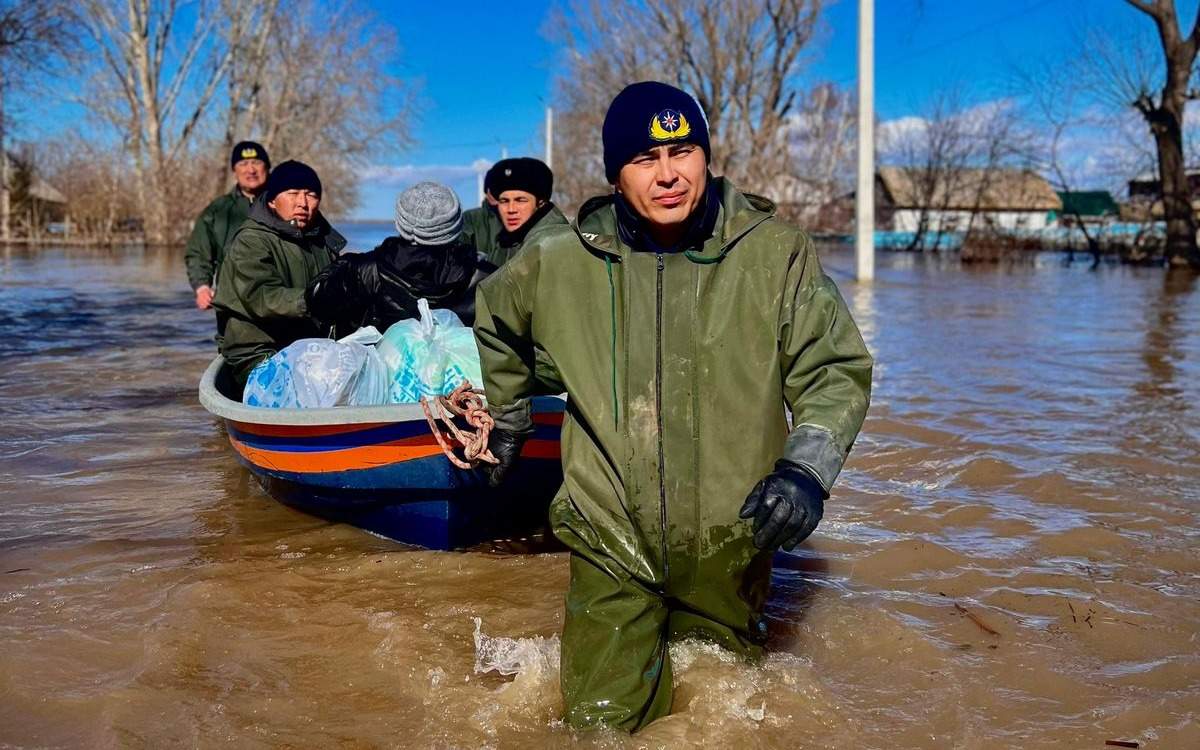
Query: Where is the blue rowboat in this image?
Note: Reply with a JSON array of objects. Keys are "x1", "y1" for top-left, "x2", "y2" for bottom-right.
[{"x1": 198, "y1": 357, "x2": 564, "y2": 549}]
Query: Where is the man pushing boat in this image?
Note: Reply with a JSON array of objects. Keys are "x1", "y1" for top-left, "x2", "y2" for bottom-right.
[{"x1": 473, "y1": 81, "x2": 873, "y2": 731}]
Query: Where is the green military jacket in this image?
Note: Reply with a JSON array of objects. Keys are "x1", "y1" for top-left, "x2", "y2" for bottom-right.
[
  {"x1": 184, "y1": 187, "x2": 254, "y2": 290},
  {"x1": 475, "y1": 178, "x2": 872, "y2": 597},
  {"x1": 461, "y1": 202, "x2": 503, "y2": 264},
  {"x1": 466, "y1": 201, "x2": 570, "y2": 268},
  {"x1": 212, "y1": 198, "x2": 346, "y2": 383}
]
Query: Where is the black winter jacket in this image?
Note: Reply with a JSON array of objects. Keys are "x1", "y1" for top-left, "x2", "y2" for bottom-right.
[{"x1": 305, "y1": 236, "x2": 493, "y2": 334}]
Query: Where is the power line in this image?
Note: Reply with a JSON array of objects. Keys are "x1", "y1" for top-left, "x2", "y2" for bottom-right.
[{"x1": 832, "y1": 0, "x2": 1061, "y2": 86}]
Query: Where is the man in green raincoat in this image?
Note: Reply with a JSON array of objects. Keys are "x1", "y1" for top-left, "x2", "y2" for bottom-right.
[
  {"x1": 474, "y1": 81, "x2": 872, "y2": 731},
  {"x1": 462, "y1": 157, "x2": 568, "y2": 267},
  {"x1": 212, "y1": 160, "x2": 345, "y2": 385},
  {"x1": 184, "y1": 141, "x2": 270, "y2": 311},
  {"x1": 460, "y1": 165, "x2": 503, "y2": 262}
]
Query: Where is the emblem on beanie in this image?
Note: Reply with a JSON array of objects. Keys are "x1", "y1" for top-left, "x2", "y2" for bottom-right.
[
  {"x1": 240, "y1": 147, "x2": 260, "y2": 160},
  {"x1": 649, "y1": 109, "x2": 692, "y2": 141}
]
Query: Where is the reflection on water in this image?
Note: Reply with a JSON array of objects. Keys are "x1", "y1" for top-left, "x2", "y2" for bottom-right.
[{"x1": 1, "y1": 243, "x2": 1198, "y2": 748}]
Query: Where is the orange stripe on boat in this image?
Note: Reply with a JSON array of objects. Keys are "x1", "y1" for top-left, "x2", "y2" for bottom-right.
[
  {"x1": 230, "y1": 435, "x2": 444, "y2": 473},
  {"x1": 229, "y1": 434, "x2": 561, "y2": 473}
]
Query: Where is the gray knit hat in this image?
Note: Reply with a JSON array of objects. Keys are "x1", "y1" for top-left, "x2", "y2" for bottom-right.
[{"x1": 394, "y1": 181, "x2": 463, "y2": 245}]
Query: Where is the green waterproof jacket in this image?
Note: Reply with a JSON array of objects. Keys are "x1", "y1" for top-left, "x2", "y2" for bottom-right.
[
  {"x1": 469, "y1": 202, "x2": 570, "y2": 268},
  {"x1": 475, "y1": 178, "x2": 872, "y2": 597},
  {"x1": 212, "y1": 197, "x2": 346, "y2": 383},
  {"x1": 184, "y1": 187, "x2": 253, "y2": 290},
  {"x1": 461, "y1": 202, "x2": 504, "y2": 264}
]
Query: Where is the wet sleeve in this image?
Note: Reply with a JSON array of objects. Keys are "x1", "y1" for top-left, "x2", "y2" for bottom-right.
[
  {"x1": 184, "y1": 205, "x2": 218, "y2": 290},
  {"x1": 778, "y1": 233, "x2": 873, "y2": 493},
  {"x1": 224, "y1": 239, "x2": 309, "y2": 320},
  {"x1": 473, "y1": 262, "x2": 538, "y2": 433}
]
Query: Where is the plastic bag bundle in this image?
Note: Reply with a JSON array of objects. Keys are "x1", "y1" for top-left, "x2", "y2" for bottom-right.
[
  {"x1": 243, "y1": 337, "x2": 389, "y2": 408},
  {"x1": 377, "y1": 299, "x2": 483, "y2": 403}
]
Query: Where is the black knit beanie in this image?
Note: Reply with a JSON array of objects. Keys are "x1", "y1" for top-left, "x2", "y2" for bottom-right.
[
  {"x1": 602, "y1": 81, "x2": 710, "y2": 184},
  {"x1": 231, "y1": 140, "x2": 270, "y2": 171},
  {"x1": 489, "y1": 157, "x2": 553, "y2": 202},
  {"x1": 263, "y1": 160, "x2": 321, "y2": 203}
]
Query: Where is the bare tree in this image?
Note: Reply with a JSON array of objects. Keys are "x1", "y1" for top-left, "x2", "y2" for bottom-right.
[
  {"x1": 80, "y1": 0, "x2": 272, "y2": 244},
  {"x1": 1119, "y1": 0, "x2": 1200, "y2": 268},
  {"x1": 39, "y1": 134, "x2": 141, "y2": 243},
  {"x1": 548, "y1": 0, "x2": 821, "y2": 214},
  {"x1": 880, "y1": 92, "x2": 1036, "y2": 254},
  {"x1": 1012, "y1": 57, "x2": 1119, "y2": 266},
  {"x1": 882, "y1": 92, "x2": 976, "y2": 252},
  {"x1": 786, "y1": 81, "x2": 857, "y2": 227},
  {"x1": 78, "y1": 0, "x2": 413, "y2": 240},
  {"x1": 213, "y1": 0, "x2": 279, "y2": 193},
  {"x1": 0, "y1": 0, "x2": 76, "y2": 240},
  {"x1": 243, "y1": 0, "x2": 414, "y2": 217}
]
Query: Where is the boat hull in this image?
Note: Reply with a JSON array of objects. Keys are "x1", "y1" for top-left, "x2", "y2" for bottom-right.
[{"x1": 199, "y1": 357, "x2": 565, "y2": 549}]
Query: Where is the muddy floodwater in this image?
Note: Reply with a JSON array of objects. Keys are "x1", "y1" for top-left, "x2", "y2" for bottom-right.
[{"x1": 1, "y1": 241, "x2": 1197, "y2": 749}]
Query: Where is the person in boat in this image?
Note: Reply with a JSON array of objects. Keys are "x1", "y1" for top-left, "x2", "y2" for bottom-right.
[
  {"x1": 184, "y1": 141, "x2": 271, "y2": 312},
  {"x1": 211, "y1": 160, "x2": 346, "y2": 385},
  {"x1": 473, "y1": 81, "x2": 873, "y2": 732},
  {"x1": 304, "y1": 181, "x2": 491, "y2": 332},
  {"x1": 469, "y1": 157, "x2": 568, "y2": 267},
  {"x1": 460, "y1": 164, "x2": 503, "y2": 265}
]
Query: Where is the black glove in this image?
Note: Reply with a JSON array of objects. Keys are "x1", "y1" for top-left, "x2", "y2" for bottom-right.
[
  {"x1": 486, "y1": 428, "x2": 530, "y2": 488},
  {"x1": 304, "y1": 256, "x2": 363, "y2": 327},
  {"x1": 739, "y1": 461, "x2": 826, "y2": 551}
]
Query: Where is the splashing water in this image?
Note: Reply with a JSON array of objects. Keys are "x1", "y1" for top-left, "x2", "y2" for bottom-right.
[{"x1": 472, "y1": 616, "x2": 561, "y2": 678}]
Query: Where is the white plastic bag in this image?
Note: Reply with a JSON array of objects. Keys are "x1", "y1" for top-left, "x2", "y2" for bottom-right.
[
  {"x1": 377, "y1": 299, "x2": 483, "y2": 403},
  {"x1": 243, "y1": 337, "x2": 389, "y2": 408},
  {"x1": 337, "y1": 325, "x2": 383, "y2": 346}
]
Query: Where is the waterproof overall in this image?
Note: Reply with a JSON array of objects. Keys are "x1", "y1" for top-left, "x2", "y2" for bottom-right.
[{"x1": 474, "y1": 179, "x2": 872, "y2": 731}]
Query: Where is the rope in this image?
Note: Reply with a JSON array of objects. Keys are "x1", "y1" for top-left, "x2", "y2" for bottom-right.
[{"x1": 419, "y1": 380, "x2": 499, "y2": 469}]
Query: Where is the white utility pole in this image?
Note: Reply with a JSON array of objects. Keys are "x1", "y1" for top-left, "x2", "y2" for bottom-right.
[
  {"x1": 471, "y1": 158, "x2": 490, "y2": 204},
  {"x1": 545, "y1": 107, "x2": 554, "y2": 168},
  {"x1": 856, "y1": 0, "x2": 875, "y2": 282}
]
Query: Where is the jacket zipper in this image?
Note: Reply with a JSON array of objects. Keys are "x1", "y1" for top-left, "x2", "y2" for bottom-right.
[{"x1": 655, "y1": 251, "x2": 669, "y2": 586}]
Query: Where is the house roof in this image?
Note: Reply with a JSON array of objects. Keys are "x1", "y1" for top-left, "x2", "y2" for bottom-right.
[
  {"x1": 878, "y1": 166, "x2": 1062, "y2": 211},
  {"x1": 1057, "y1": 191, "x2": 1118, "y2": 217},
  {"x1": 2, "y1": 152, "x2": 67, "y2": 204},
  {"x1": 28, "y1": 177, "x2": 66, "y2": 204}
]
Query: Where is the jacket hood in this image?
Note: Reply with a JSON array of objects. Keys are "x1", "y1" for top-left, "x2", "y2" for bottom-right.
[
  {"x1": 247, "y1": 194, "x2": 347, "y2": 252},
  {"x1": 573, "y1": 177, "x2": 776, "y2": 264},
  {"x1": 374, "y1": 236, "x2": 477, "y2": 304}
]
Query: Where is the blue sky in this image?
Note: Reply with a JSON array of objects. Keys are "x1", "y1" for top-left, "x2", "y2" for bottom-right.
[
  {"x1": 6, "y1": 1, "x2": 1185, "y2": 219},
  {"x1": 359, "y1": 0, "x2": 1173, "y2": 220}
]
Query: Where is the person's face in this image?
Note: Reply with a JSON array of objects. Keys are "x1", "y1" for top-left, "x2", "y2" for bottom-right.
[
  {"x1": 268, "y1": 189, "x2": 321, "y2": 229},
  {"x1": 497, "y1": 189, "x2": 541, "y2": 231},
  {"x1": 616, "y1": 143, "x2": 707, "y2": 230},
  {"x1": 233, "y1": 159, "x2": 268, "y2": 194}
]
